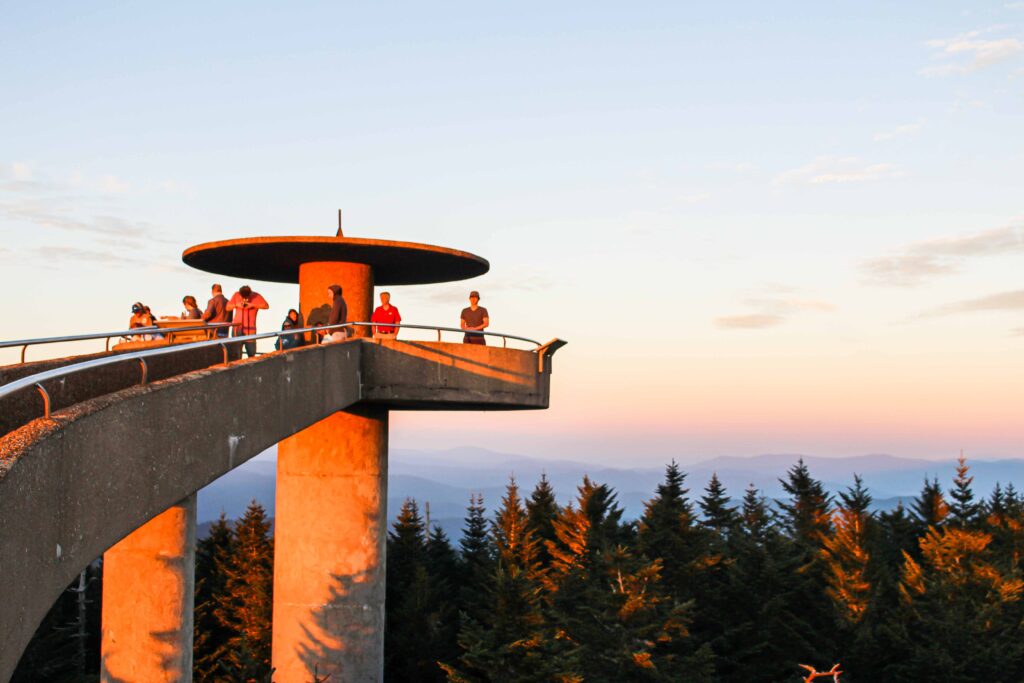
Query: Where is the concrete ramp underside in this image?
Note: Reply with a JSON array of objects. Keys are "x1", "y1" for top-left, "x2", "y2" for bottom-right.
[{"x1": 0, "y1": 339, "x2": 551, "y2": 680}]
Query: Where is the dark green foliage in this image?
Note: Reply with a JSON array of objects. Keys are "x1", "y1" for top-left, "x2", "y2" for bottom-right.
[
  {"x1": 12, "y1": 564, "x2": 101, "y2": 683},
  {"x1": 386, "y1": 498, "x2": 451, "y2": 682},
  {"x1": 949, "y1": 453, "x2": 982, "y2": 528},
  {"x1": 23, "y1": 456, "x2": 1024, "y2": 682},
  {"x1": 194, "y1": 512, "x2": 235, "y2": 681},
  {"x1": 912, "y1": 477, "x2": 949, "y2": 533},
  {"x1": 525, "y1": 473, "x2": 559, "y2": 568},
  {"x1": 214, "y1": 500, "x2": 274, "y2": 681}
]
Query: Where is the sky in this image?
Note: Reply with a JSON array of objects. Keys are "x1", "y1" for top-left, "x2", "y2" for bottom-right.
[{"x1": 1, "y1": 2, "x2": 1022, "y2": 465}]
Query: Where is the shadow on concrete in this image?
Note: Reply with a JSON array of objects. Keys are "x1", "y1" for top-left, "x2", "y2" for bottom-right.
[{"x1": 294, "y1": 568, "x2": 381, "y2": 681}]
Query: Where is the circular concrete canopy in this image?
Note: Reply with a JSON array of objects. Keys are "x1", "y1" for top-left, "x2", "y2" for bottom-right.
[{"x1": 182, "y1": 236, "x2": 489, "y2": 285}]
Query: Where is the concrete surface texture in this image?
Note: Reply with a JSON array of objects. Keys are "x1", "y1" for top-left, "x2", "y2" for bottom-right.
[
  {"x1": 273, "y1": 407, "x2": 388, "y2": 682},
  {"x1": 100, "y1": 495, "x2": 196, "y2": 683},
  {"x1": 0, "y1": 338, "x2": 554, "y2": 681}
]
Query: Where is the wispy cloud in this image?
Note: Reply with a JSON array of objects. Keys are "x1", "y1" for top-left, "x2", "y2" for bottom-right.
[
  {"x1": 715, "y1": 314, "x2": 784, "y2": 329},
  {"x1": 715, "y1": 294, "x2": 834, "y2": 330},
  {"x1": 862, "y1": 221, "x2": 1024, "y2": 286},
  {"x1": 917, "y1": 289, "x2": 1024, "y2": 318},
  {"x1": 922, "y1": 27, "x2": 1024, "y2": 76},
  {"x1": 874, "y1": 119, "x2": 926, "y2": 142},
  {"x1": 774, "y1": 156, "x2": 903, "y2": 186}
]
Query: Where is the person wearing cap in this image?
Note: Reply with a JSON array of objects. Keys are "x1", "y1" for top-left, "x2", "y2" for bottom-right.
[
  {"x1": 460, "y1": 290, "x2": 489, "y2": 345},
  {"x1": 371, "y1": 291, "x2": 402, "y2": 339},
  {"x1": 227, "y1": 285, "x2": 269, "y2": 357},
  {"x1": 128, "y1": 302, "x2": 155, "y2": 341}
]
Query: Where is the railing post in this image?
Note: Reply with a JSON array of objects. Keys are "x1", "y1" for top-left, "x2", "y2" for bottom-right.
[
  {"x1": 35, "y1": 384, "x2": 50, "y2": 419},
  {"x1": 20, "y1": 344, "x2": 27, "y2": 364},
  {"x1": 138, "y1": 359, "x2": 148, "y2": 386},
  {"x1": 437, "y1": 328, "x2": 442, "y2": 342}
]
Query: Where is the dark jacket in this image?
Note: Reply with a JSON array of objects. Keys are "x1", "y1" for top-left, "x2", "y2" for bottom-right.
[
  {"x1": 203, "y1": 294, "x2": 230, "y2": 324},
  {"x1": 326, "y1": 286, "x2": 347, "y2": 328}
]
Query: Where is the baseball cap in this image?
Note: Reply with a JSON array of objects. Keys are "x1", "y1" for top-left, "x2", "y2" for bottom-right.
[{"x1": 469, "y1": 290, "x2": 480, "y2": 299}]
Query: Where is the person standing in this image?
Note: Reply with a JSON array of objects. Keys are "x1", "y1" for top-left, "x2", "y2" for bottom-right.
[
  {"x1": 227, "y1": 285, "x2": 269, "y2": 357},
  {"x1": 371, "y1": 291, "x2": 402, "y2": 339},
  {"x1": 321, "y1": 284, "x2": 348, "y2": 344},
  {"x1": 202, "y1": 284, "x2": 231, "y2": 338},
  {"x1": 460, "y1": 290, "x2": 489, "y2": 345}
]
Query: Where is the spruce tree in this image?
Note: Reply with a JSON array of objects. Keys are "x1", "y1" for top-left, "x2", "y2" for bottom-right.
[
  {"x1": 949, "y1": 453, "x2": 981, "y2": 528},
  {"x1": 458, "y1": 493, "x2": 494, "y2": 624},
  {"x1": 386, "y1": 498, "x2": 448, "y2": 681},
  {"x1": 525, "y1": 474, "x2": 559, "y2": 568},
  {"x1": 637, "y1": 462, "x2": 705, "y2": 600},
  {"x1": 776, "y1": 459, "x2": 837, "y2": 671},
  {"x1": 699, "y1": 473, "x2": 738, "y2": 537},
  {"x1": 214, "y1": 500, "x2": 273, "y2": 681},
  {"x1": 545, "y1": 477, "x2": 710, "y2": 681},
  {"x1": 444, "y1": 478, "x2": 553, "y2": 681},
  {"x1": 911, "y1": 477, "x2": 949, "y2": 533},
  {"x1": 194, "y1": 512, "x2": 235, "y2": 681}
]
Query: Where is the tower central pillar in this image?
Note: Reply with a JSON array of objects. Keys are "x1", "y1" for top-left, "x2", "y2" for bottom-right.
[
  {"x1": 100, "y1": 494, "x2": 196, "y2": 683},
  {"x1": 299, "y1": 261, "x2": 373, "y2": 339},
  {"x1": 272, "y1": 407, "x2": 389, "y2": 682}
]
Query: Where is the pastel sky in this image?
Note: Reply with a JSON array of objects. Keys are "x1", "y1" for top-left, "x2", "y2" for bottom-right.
[{"x1": 1, "y1": 2, "x2": 1022, "y2": 464}]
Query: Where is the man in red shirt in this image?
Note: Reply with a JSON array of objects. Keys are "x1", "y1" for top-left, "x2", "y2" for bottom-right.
[
  {"x1": 370, "y1": 291, "x2": 402, "y2": 339},
  {"x1": 227, "y1": 285, "x2": 269, "y2": 357}
]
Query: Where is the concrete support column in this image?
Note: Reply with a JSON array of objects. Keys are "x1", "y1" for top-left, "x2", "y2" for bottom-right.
[
  {"x1": 101, "y1": 494, "x2": 196, "y2": 683},
  {"x1": 272, "y1": 407, "x2": 389, "y2": 682},
  {"x1": 299, "y1": 261, "x2": 374, "y2": 339}
]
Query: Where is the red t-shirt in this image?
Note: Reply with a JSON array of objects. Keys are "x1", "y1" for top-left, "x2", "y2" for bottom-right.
[{"x1": 371, "y1": 305, "x2": 401, "y2": 334}]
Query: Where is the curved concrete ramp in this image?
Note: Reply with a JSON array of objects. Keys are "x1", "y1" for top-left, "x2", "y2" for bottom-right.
[{"x1": 0, "y1": 338, "x2": 552, "y2": 680}]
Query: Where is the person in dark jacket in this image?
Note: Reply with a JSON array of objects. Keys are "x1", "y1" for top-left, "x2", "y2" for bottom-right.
[
  {"x1": 321, "y1": 284, "x2": 348, "y2": 344},
  {"x1": 275, "y1": 309, "x2": 304, "y2": 350},
  {"x1": 202, "y1": 284, "x2": 231, "y2": 338}
]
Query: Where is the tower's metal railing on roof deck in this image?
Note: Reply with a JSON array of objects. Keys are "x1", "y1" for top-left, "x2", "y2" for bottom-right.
[
  {"x1": 0, "y1": 323, "x2": 234, "y2": 364},
  {"x1": 0, "y1": 322, "x2": 559, "y2": 420}
]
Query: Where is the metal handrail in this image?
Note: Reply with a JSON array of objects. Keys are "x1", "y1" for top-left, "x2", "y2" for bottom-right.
[
  {"x1": 0, "y1": 323, "x2": 233, "y2": 364},
  {"x1": 0, "y1": 322, "x2": 545, "y2": 418},
  {"x1": 348, "y1": 322, "x2": 541, "y2": 348}
]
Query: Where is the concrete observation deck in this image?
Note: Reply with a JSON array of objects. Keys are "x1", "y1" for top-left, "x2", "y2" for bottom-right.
[
  {"x1": 0, "y1": 223, "x2": 563, "y2": 682},
  {"x1": 0, "y1": 336, "x2": 556, "y2": 681}
]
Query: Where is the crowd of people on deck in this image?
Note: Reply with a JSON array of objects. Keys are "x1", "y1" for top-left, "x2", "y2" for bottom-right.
[{"x1": 126, "y1": 284, "x2": 492, "y2": 355}]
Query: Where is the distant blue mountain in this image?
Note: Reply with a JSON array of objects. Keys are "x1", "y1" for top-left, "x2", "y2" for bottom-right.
[{"x1": 196, "y1": 447, "x2": 1024, "y2": 539}]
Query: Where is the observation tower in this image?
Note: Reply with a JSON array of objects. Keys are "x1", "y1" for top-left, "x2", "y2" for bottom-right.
[{"x1": 179, "y1": 219, "x2": 553, "y2": 681}]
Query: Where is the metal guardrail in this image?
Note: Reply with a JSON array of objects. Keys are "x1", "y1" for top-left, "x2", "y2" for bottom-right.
[
  {"x1": 0, "y1": 323, "x2": 233, "y2": 364},
  {"x1": 0, "y1": 322, "x2": 546, "y2": 419}
]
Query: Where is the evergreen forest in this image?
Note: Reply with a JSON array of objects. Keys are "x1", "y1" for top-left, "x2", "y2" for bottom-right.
[{"x1": 15, "y1": 455, "x2": 1024, "y2": 682}]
